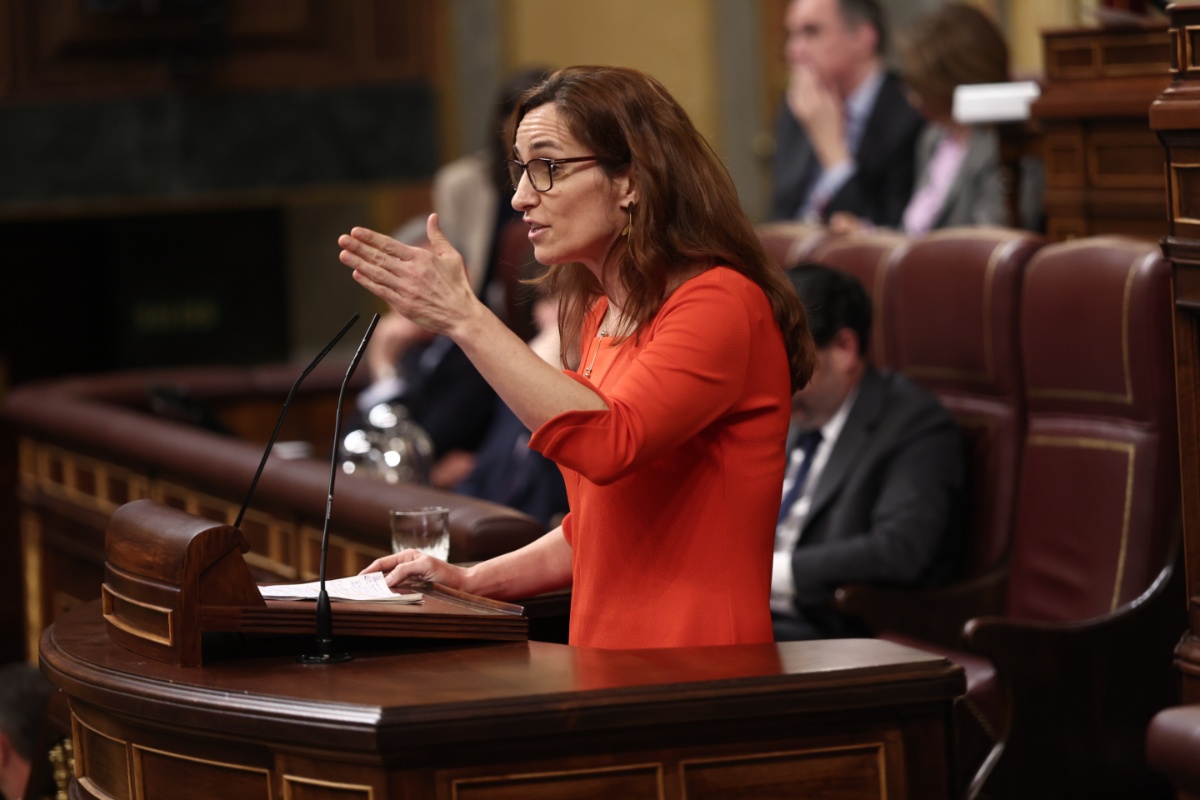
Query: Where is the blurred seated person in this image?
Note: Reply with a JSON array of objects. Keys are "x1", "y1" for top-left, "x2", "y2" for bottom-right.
[
  {"x1": 354, "y1": 67, "x2": 552, "y2": 487},
  {"x1": 355, "y1": 315, "x2": 497, "y2": 489},
  {"x1": 769, "y1": 0, "x2": 925, "y2": 228},
  {"x1": 455, "y1": 289, "x2": 569, "y2": 529},
  {"x1": 0, "y1": 662, "x2": 56, "y2": 800},
  {"x1": 830, "y1": 2, "x2": 1011, "y2": 235},
  {"x1": 772, "y1": 265, "x2": 966, "y2": 641},
  {"x1": 393, "y1": 65, "x2": 552, "y2": 337}
]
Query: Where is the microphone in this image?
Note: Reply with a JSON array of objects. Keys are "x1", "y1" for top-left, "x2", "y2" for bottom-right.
[
  {"x1": 234, "y1": 313, "x2": 360, "y2": 530},
  {"x1": 300, "y1": 312, "x2": 381, "y2": 665}
]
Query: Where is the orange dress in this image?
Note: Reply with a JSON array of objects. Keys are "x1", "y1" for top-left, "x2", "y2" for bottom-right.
[{"x1": 529, "y1": 267, "x2": 791, "y2": 649}]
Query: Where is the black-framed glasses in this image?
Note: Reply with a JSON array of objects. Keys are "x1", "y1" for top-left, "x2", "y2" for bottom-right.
[{"x1": 507, "y1": 156, "x2": 600, "y2": 192}]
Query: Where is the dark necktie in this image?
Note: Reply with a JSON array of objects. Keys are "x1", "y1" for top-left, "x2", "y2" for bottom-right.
[{"x1": 777, "y1": 429, "x2": 823, "y2": 526}]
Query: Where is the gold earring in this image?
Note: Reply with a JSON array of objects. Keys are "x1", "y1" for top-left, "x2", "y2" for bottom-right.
[{"x1": 621, "y1": 208, "x2": 632, "y2": 237}]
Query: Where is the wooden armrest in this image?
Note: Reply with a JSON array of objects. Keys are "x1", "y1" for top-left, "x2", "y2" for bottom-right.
[
  {"x1": 960, "y1": 563, "x2": 1185, "y2": 798},
  {"x1": 964, "y1": 561, "x2": 1184, "y2": 678},
  {"x1": 833, "y1": 567, "x2": 1007, "y2": 649}
]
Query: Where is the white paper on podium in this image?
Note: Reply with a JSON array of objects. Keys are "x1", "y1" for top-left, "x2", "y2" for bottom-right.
[{"x1": 258, "y1": 572, "x2": 422, "y2": 603}]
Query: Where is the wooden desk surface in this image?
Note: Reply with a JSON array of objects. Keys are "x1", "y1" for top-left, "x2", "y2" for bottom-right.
[{"x1": 42, "y1": 601, "x2": 965, "y2": 799}]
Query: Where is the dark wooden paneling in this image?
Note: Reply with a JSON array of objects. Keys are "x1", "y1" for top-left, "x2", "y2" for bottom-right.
[
  {"x1": 1035, "y1": 23, "x2": 1171, "y2": 241},
  {"x1": 0, "y1": 0, "x2": 12, "y2": 99},
  {"x1": 5, "y1": 0, "x2": 436, "y2": 100}
]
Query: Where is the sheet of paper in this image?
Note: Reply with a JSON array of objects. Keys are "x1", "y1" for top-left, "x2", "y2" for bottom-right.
[{"x1": 258, "y1": 572, "x2": 422, "y2": 603}]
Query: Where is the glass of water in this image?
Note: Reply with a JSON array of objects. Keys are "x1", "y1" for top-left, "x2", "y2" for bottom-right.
[{"x1": 389, "y1": 506, "x2": 451, "y2": 561}]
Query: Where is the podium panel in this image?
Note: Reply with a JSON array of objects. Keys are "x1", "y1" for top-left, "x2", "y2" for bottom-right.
[{"x1": 43, "y1": 602, "x2": 963, "y2": 800}]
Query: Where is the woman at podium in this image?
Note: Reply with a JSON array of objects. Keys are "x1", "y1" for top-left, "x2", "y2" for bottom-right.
[{"x1": 339, "y1": 65, "x2": 814, "y2": 649}]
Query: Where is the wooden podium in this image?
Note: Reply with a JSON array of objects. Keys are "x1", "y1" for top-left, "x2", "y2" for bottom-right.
[
  {"x1": 37, "y1": 500, "x2": 965, "y2": 798},
  {"x1": 100, "y1": 499, "x2": 526, "y2": 666},
  {"x1": 43, "y1": 600, "x2": 964, "y2": 800}
]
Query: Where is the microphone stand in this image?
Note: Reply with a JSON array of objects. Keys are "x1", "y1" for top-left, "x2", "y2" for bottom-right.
[
  {"x1": 300, "y1": 313, "x2": 381, "y2": 665},
  {"x1": 234, "y1": 313, "x2": 360, "y2": 530}
]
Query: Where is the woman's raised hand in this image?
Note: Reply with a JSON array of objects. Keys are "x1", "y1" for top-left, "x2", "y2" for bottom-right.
[{"x1": 338, "y1": 213, "x2": 479, "y2": 337}]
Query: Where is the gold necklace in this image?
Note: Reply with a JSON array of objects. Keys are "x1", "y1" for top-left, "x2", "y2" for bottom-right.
[
  {"x1": 582, "y1": 325, "x2": 609, "y2": 379},
  {"x1": 583, "y1": 307, "x2": 615, "y2": 379}
]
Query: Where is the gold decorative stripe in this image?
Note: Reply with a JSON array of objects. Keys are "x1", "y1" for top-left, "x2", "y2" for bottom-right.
[
  {"x1": 77, "y1": 776, "x2": 123, "y2": 800},
  {"x1": 449, "y1": 763, "x2": 662, "y2": 798},
  {"x1": 1026, "y1": 248, "x2": 1141, "y2": 405},
  {"x1": 679, "y1": 742, "x2": 887, "y2": 796},
  {"x1": 1027, "y1": 435, "x2": 1134, "y2": 610},
  {"x1": 21, "y1": 510, "x2": 44, "y2": 668},
  {"x1": 900, "y1": 236, "x2": 1009, "y2": 382},
  {"x1": 283, "y1": 774, "x2": 373, "y2": 799},
  {"x1": 73, "y1": 714, "x2": 131, "y2": 800},
  {"x1": 134, "y1": 744, "x2": 273, "y2": 800},
  {"x1": 870, "y1": 247, "x2": 890, "y2": 364},
  {"x1": 678, "y1": 742, "x2": 884, "y2": 766},
  {"x1": 1185, "y1": 26, "x2": 1200, "y2": 72},
  {"x1": 1171, "y1": 162, "x2": 1200, "y2": 226}
]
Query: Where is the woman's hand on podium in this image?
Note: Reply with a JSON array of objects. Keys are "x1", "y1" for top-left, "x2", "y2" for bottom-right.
[
  {"x1": 360, "y1": 527, "x2": 572, "y2": 603},
  {"x1": 359, "y1": 550, "x2": 467, "y2": 591}
]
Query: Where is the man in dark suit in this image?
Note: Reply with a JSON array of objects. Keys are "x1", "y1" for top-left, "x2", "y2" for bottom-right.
[
  {"x1": 768, "y1": 0, "x2": 925, "y2": 227},
  {"x1": 772, "y1": 265, "x2": 966, "y2": 641}
]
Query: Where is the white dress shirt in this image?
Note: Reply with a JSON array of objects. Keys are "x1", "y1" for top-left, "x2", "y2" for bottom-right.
[{"x1": 771, "y1": 388, "x2": 859, "y2": 615}]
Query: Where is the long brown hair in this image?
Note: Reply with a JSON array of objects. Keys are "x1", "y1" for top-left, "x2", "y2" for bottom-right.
[{"x1": 509, "y1": 65, "x2": 814, "y2": 391}]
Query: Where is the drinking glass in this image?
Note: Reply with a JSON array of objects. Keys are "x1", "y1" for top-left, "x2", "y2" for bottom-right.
[{"x1": 389, "y1": 506, "x2": 451, "y2": 561}]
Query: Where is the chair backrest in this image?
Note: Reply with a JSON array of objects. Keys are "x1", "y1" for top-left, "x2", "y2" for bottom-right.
[
  {"x1": 756, "y1": 221, "x2": 829, "y2": 271},
  {"x1": 886, "y1": 227, "x2": 1044, "y2": 577},
  {"x1": 1005, "y1": 237, "x2": 1179, "y2": 621},
  {"x1": 808, "y1": 229, "x2": 910, "y2": 368}
]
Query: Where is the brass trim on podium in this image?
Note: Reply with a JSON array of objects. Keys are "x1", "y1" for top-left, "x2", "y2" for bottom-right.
[
  {"x1": 282, "y1": 774, "x2": 373, "y2": 799},
  {"x1": 101, "y1": 584, "x2": 174, "y2": 647}
]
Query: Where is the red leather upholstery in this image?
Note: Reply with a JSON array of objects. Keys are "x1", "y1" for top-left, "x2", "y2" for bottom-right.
[
  {"x1": 888, "y1": 227, "x2": 1043, "y2": 577},
  {"x1": 807, "y1": 229, "x2": 910, "y2": 367},
  {"x1": 826, "y1": 233, "x2": 1183, "y2": 798},
  {"x1": 1006, "y1": 237, "x2": 1178, "y2": 621},
  {"x1": 955, "y1": 237, "x2": 1182, "y2": 798},
  {"x1": 756, "y1": 221, "x2": 829, "y2": 271}
]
